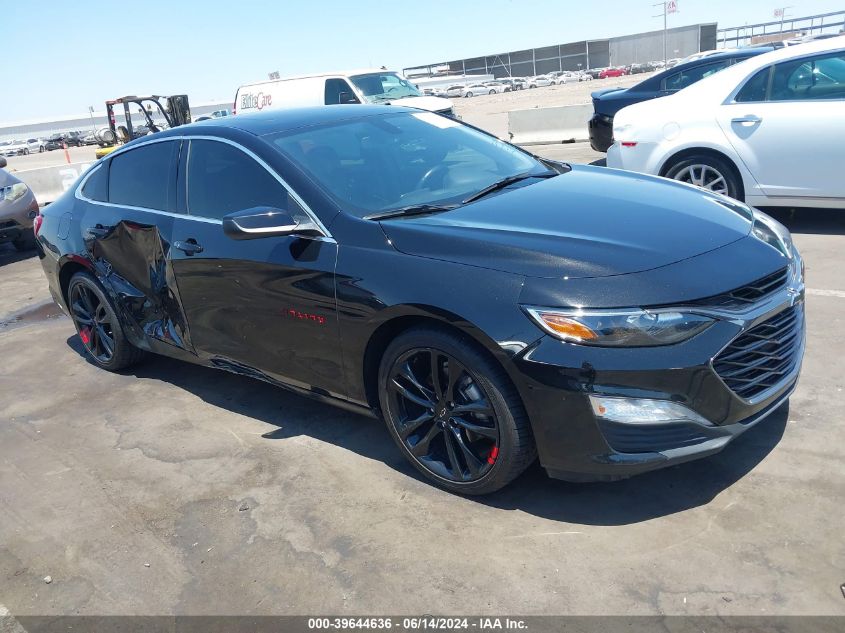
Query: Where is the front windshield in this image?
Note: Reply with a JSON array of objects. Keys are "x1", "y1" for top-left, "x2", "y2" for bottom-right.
[
  {"x1": 267, "y1": 112, "x2": 546, "y2": 217},
  {"x1": 349, "y1": 73, "x2": 422, "y2": 103}
]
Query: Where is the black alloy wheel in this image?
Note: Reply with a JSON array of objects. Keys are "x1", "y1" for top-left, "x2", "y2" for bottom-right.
[
  {"x1": 67, "y1": 272, "x2": 145, "y2": 370},
  {"x1": 379, "y1": 327, "x2": 536, "y2": 494}
]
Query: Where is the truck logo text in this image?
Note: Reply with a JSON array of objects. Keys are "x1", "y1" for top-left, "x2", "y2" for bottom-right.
[{"x1": 240, "y1": 92, "x2": 273, "y2": 111}]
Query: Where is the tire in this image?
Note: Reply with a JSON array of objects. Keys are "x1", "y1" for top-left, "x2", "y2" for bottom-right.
[
  {"x1": 23, "y1": 148, "x2": 29, "y2": 155},
  {"x1": 465, "y1": 92, "x2": 473, "y2": 98},
  {"x1": 663, "y1": 153, "x2": 743, "y2": 201},
  {"x1": 39, "y1": 145, "x2": 45, "y2": 153},
  {"x1": 12, "y1": 229, "x2": 37, "y2": 251},
  {"x1": 378, "y1": 326, "x2": 536, "y2": 495},
  {"x1": 488, "y1": 89, "x2": 495, "y2": 95},
  {"x1": 66, "y1": 272, "x2": 146, "y2": 371}
]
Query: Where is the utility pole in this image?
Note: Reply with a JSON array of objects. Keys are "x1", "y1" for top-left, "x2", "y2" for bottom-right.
[{"x1": 653, "y1": 1, "x2": 678, "y2": 65}]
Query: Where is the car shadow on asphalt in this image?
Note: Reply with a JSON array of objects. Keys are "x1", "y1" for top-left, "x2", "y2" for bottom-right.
[
  {"x1": 0, "y1": 243, "x2": 37, "y2": 266},
  {"x1": 547, "y1": 171, "x2": 845, "y2": 236},
  {"x1": 759, "y1": 207, "x2": 845, "y2": 236},
  {"x1": 66, "y1": 336, "x2": 788, "y2": 526}
]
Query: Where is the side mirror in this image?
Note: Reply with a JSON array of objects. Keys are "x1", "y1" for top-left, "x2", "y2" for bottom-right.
[
  {"x1": 338, "y1": 91, "x2": 359, "y2": 104},
  {"x1": 222, "y1": 206, "x2": 322, "y2": 240},
  {"x1": 0, "y1": 157, "x2": 7, "y2": 169}
]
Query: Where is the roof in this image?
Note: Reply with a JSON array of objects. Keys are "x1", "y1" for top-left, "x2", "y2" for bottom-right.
[{"x1": 180, "y1": 104, "x2": 411, "y2": 136}]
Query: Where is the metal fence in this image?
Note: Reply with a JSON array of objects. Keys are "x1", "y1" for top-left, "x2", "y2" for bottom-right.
[
  {"x1": 404, "y1": 24, "x2": 716, "y2": 80},
  {"x1": 717, "y1": 10, "x2": 845, "y2": 48}
]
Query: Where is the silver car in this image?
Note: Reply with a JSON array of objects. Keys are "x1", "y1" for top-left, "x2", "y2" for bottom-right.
[{"x1": 0, "y1": 157, "x2": 40, "y2": 251}]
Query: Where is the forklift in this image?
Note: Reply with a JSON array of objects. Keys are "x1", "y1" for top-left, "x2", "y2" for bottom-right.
[{"x1": 94, "y1": 95, "x2": 192, "y2": 159}]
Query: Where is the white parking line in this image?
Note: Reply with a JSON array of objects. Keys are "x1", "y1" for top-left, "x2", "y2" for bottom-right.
[
  {"x1": 0, "y1": 604, "x2": 28, "y2": 633},
  {"x1": 807, "y1": 288, "x2": 845, "y2": 298}
]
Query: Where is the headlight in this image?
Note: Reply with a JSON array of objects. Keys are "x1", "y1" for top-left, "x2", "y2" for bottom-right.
[
  {"x1": 752, "y1": 209, "x2": 793, "y2": 259},
  {"x1": 0, "y1": 182, "x2": 29, "y2": 202},
  {"x1": 523, "y1": 306, "x2": 714, "y2": 347}
]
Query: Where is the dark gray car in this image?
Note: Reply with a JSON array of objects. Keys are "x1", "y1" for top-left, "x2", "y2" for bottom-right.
[{"x1": 0, "y1": 157, "x2": 40, "y2": 251}]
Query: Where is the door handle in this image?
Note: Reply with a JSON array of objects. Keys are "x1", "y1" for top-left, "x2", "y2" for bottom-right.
[
  {"x1": 174, "y1": 239, "x2": 204, "y2": 255},
  {"x1": 731, "y1": 115, "x2": 762, "y2": 125}
]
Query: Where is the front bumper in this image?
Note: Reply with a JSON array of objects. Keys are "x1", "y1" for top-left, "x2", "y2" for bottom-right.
[{"x1": 511, "y1": 265, "x2": 805, "y2": 482}]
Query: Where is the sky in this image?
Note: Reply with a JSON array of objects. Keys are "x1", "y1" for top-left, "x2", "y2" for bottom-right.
[{"x1": 1, "y1": 0, "x2": 842, "y2": 123}]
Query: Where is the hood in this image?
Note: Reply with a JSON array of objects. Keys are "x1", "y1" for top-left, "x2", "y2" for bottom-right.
[
  {"x1": 380, "y1": 165, "x2": 753, "y2": 280},
  {"x1": 385, "y1": 95, "x2": 453, "y2": 113},
  {"x1": 0, "y1": 168, "x2": 21, "y2": 187}
]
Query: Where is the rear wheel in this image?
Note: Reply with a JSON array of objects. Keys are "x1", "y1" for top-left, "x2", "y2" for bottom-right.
[
  {"x1": 67, "y1": 272, "x2": 146, "y2": 371},
  {"x1": 488, "y1": 89, "x2": 496, "y2": 95},
  {"x1": 379, "y1": 327, "x2": 536, "y2": 495},
  {"x1": 465, "y1": 92, "x2": 474, "y2": 98},
  {"x1": 664, "y1": 154, "x2": 742, "y2": 200}
]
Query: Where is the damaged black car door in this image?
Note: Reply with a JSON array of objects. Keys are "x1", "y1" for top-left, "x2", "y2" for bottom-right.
[{"x1": 84, "y1": 139, "x2": 193, "y2": 353}]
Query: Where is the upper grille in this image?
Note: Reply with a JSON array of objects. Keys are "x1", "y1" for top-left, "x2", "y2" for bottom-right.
[
  {"x1": 713, "y1": 305, "x2": 803, "y2": 400},
  {"x1": 690, "y1": 268, "x2": 788, "y2": 309}
]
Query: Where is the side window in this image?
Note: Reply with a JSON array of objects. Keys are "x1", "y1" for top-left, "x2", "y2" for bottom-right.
[
  {"x1": 662, "y1": 60, "x2": 730, "y2": 92},
  {"x1": 186, "y1": 139, "x2": 294, "y2": 220},
  {"x1": 81, "y1": 163, "x2": 109, "y2": 202},
  {"x1": 108, "y1": 141, "x2": 177, "y2": 211},
  {"x1": 735, "y1": 67, "x2": 772, "y2": 102},
  {"x1": 324, "y1": 79, "x2": 358, "y2": 105},
  {"x1": 771, "y1": 52, "x2": 845, "y2": 101}
]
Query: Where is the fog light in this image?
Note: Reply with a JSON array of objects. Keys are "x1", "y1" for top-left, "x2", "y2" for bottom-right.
[{"x1": 589, "y1": 395, "x2": 713, "y2": 426}]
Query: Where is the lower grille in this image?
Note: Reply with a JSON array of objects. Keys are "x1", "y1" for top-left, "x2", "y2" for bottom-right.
[
  {"x1": 598, "y1": 420, "x2": 711, "y2": 453},
  {"x1": 713, "y1": 305, "x2": 803, "y2": 400}
]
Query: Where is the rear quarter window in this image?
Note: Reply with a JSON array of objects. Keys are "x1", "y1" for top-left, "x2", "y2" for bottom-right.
[{"x1": 81, "y1": 163, "x2": 108, "y2": 202}]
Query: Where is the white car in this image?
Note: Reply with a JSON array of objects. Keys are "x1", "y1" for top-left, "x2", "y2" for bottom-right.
[
  {"x1": 482, "y1": 81, "x2": 509, "y2": 93},
  {"x1": 608, "y1": 36, "x2": 845, "y2": 209},
  {"x1": 527, "y1": 75, "x2": 553, "y2": 88},
  {"x1": 1, "y1": 139, "x2": 43, "y2": 156},
  {"x1": 462, "y1": 83, "x2": 495, "y2": 97}
]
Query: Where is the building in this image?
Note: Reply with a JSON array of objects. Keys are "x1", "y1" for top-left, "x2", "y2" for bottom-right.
[{"x1": 404, "y1": 23, "x2": 718, "y2": 80}]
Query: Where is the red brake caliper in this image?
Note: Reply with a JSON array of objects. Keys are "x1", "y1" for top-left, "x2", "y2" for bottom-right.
[
  {"x1": 79, "y1": 327, "x2": 91, "y2": 344},
  {"x1": 487, "y1": 446, "x2": 499, "y2": 465}
]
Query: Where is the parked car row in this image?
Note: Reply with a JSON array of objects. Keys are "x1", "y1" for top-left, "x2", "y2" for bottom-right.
[
  {"x1": 606, "y1": 36, "x2": 845, "y2": 209},
  {"x1": 0, "y1": 138, "x2": 46, "y2": 156}
]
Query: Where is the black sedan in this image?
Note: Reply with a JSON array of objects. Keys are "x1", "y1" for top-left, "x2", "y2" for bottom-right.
[
  {"x1": 35, "y1": 106, "x2": 804, "y2": 494},
  {"x1": 589, "y1": 47, "x2": 773, "y2": 152},
  {"x1": 45, "y1": 132, "x2": 83, "y2": 151}
]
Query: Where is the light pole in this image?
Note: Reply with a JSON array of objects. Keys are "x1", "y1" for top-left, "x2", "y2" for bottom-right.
[
  {"x1": 653, "y1": 1, "x2": 678, "y2": 66},
  {"x1": 88, "y1": 106, "x2": 96, "y2": 133}
]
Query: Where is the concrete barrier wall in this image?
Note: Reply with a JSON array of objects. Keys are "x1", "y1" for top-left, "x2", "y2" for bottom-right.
[
  {"x1": 508, "y1": 104, "x2": 593, "y2": 145},
  {"x1": 15, "y1": 161, "x2": 95, "y2": 205}
]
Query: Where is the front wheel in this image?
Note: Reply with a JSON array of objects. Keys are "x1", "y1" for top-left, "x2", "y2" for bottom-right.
[
  {"x1": 67, "y1": 272, "x2": 146, "y2": 371},
  {"x1": 664, "y1": 154, "x2": 742, "y2": 200},
  {"x1": 465, "y1": 92, "x2": 473, "y2": 98},
  {"x1": 379, "y1": 327, "x2": 536, "y2": 495}
]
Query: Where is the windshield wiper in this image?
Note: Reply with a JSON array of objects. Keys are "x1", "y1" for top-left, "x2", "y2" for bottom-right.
[
  {"x1": 364, "y1": 204, "x2": 458, "y2": 221},
  {"x1": 462, "y1": 170, "x2": 558, "y2": 204}
]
